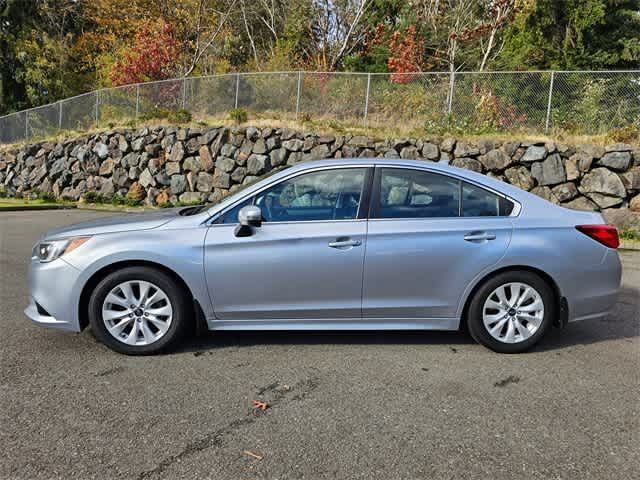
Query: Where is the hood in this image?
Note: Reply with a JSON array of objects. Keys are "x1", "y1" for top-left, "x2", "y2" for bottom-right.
[{"x1": 43, "y1": 208, "x2": 186, "y2": 239}]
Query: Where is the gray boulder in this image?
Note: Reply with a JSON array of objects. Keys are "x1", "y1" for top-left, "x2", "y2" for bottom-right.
[
  {"x1": 93, "y1": 142, "x2": 109, "y2": 159},
  {"x1": 247, "y1": 154, "x2": 269, "y2": 175},
  {"x1": 139, "y1": 168, "x2": 155, "y2": 188},
  {"x1": 179, "y1": 192, "x2": 203, "y2": 204},
  {"x1": 270, "y1": 148, "x2": 288, "y2": 167},
  {"x1": 216, "y1": 157, "x2": 236, "y2": 173},
  {"x1": 212, "y1": 171, "x2": 231, "y2": 189},
  {"x1": 170, "y1": 142, "x2": 185, "y2": 162},
  {"x1": 478, "y1": 149, "x2": 512, "y2": 171},
  {"x1": 170, "y1": 175, "x2": 187, "y2": 195},
  {"x1": 421, "y1": 143, "x2": 439, "y2": 160},
  {"x1": 563, "y1": 196, "x2": 598, "y2": 211},
  {"x1": 231, "y1": 167, "x2": 246, "y2": 184},
  {"x1": 283, "y1": 139, "x2": 304, "y2": 152},
  {"x1": 531, "y1": 154, "x2": 565, "y2": 186},
  {"x1": 504, "y1": 166, "x2": 534, "y2": 191},
  {"x1": 598, "y1": 151, "x2": 632, "y2": 171},
  {"x1": 579, "y1": 167, "x2": 626, "y2": 198},
  {"x1": 451, "y1": 158, "x2": 482, "y2": 173},
  {"x1": 196, "y1": 172, "x2": 214, "y2": 192},
  {"x1": 551, "y1": 182, "x2": 578, "y2": 202},
  {"x1": 165, "y1": 162, "x2": 181, "y2": 176},
  {"x1": 521, "y1": 145, "x2": 546, "y2": 162},
  {"x1": 183, "y1": 156, "x2": 202, "y2": 173},
  {"x1": 453, "y1": 142, "x2": 479, "y2": 158}
]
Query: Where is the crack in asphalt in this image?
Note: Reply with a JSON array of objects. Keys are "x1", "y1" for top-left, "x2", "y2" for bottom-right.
[{"x1": 136, "y1": 376, "x2": 319, "y2": 480}]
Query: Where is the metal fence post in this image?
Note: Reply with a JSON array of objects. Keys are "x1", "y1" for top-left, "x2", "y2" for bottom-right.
[
  {"x1": 447, "y1": 71, "x2": 455, "y2": 115},
  {"x1": 234, "y1": 73, "x2": 240, "y2": 109},
  {"x1": 295, "y1": 71, "x2": 302, "y2": 120},
  {"x1": 25, "y1": 112, "x2": 29, "y2": 140},
  {"x1": 545, "y1": 71, "x2": 555, "y2": 133},
  {"x1": 363, "y1": 73, "x2": 371, "y2": 128},
  {"x1": 181, "y1": 77, "x2": 187, "y2": 109},
  {"x1": 135, "y1": 84, "x2": 140, "y2": 119},
  {"x1": 95, "y1": 90, "x2": 99, "y2": 128},
  {"x1": 58, "y1": 101, "x2": 63, "y2": 130}
]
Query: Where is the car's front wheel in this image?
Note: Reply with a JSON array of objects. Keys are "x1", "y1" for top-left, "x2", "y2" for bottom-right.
[
  {"x1": 88, "y1": 266, "x2": 190, "y2": 355},
  {"x1": 467, "y1": 271, "x2": 555, "y2": 353}
]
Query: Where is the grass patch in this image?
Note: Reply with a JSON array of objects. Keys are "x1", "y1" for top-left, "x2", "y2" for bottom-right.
[
  {"x1": 3, "y1": 112, "x2": 637, "y2": 155},
  {"x1": 0, "y1": 197, "x2": 74, "y2": 209},
  {"x1": 619, "y1": 229, "x2": 640, "y2": 241}
]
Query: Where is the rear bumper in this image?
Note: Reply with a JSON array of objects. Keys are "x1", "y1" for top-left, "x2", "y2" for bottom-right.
[
  {"x1": 25, "y1": 256, "x2": 83, "y2": 332},
  {"x1": 566, "y1": 249, "x2": 622, "y2": 323}
]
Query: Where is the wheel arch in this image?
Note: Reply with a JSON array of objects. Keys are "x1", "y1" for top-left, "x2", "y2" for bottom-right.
[
  {"x1": 459, "y1": 265, "x2": 566, "y2": 331},
  {"x1": 77, "y1": 260, "x2": 204, "y2": 331}
]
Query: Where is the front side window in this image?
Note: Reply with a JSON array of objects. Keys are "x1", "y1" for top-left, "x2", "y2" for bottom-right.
[
  {"x1": 220, "y1": 198, "x2": 252, "y2": 224},
  {"x1": 253, "y1": 168, "x2": 367, "y2": 222},
  {"x1": 373, "y1": 168, "x2": 460, "y2": 219}
]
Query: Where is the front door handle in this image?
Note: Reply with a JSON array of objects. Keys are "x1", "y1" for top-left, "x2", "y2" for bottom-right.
[
  {"x1": 328, "y1": 238, "x2": 362, "y2": 249},
  {"x1": 464, "y1": 231, "x2": 496, "y2": 242}
]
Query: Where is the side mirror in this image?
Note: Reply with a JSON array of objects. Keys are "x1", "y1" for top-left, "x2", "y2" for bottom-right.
[{"x1": 234, "y1": 205, "x2": 262, "y2": 237}]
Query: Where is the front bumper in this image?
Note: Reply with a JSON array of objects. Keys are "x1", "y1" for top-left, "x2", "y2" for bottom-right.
[{"x1": 24, "y1": 256, "x2": 83, "y2": 332}]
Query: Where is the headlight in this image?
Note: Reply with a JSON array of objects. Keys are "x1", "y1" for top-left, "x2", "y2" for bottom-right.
[{"x1": 34, "y1": 237, "x2": 91, "y2": 263}]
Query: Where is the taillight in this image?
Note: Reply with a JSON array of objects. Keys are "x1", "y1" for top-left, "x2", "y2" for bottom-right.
[{"x1": 576, "y1": 225, "x2": 619, "y2": 249}]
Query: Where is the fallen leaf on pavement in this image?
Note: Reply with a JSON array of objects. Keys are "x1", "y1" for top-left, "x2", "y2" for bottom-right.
[
  {"x1": 252, "y1": 400, "x2": 269, "y2": 411},
  {"x1": 243, "y1": 450, "x2": 264, "y2": 460}
]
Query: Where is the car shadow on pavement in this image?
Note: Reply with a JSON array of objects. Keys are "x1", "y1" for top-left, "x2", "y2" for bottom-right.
[
  {"x1": 182, "y1": 287, "x2": 639, "y2": 354},
  {"x1": 535, "y1": 286, "x2": 639, "y2": 352},
  {"x1": 186, "y1": 329, "x2": 476, "y2": 353}
]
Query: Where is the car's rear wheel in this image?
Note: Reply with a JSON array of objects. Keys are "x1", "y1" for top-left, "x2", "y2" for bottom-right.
[
  {"x1": 88, "y1": 266, "x2": 190, "y2": 355},
  {"x1": 467, "y1": 271, "x2": 555, "y2": 353}
]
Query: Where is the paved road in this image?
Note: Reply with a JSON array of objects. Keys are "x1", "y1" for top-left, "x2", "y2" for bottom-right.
[{"x1": 1, "y1": 210, "x2": 638, "y2": 480}]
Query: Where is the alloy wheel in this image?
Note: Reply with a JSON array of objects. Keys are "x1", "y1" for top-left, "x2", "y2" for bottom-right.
[
  {"x1": 101, "y1": 280, "x2": 173, "y2": 346},
  {"x1": 482, "y1": 282, "x2": 544, "y2": 344}
]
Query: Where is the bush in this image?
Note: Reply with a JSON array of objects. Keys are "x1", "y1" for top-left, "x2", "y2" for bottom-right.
[
  {"x1": 229, "y1": 108, "x2": 248, "y2": 124},
  {"x1": 620, "y1": 229, "x2": 640, "y2": 241},
  {"x1": 37, "y1": 192, "x2": 56, "y2": 202},
  {"x1": 607, "y1": 123, "x2": 639, "y2": 144},
  {"x1": 111, "y1": 194, "x2": 126, "y2": 206},
  {"x1": 139, "y1": 106, "x2": 192, "y2": 124},
  {"x1": 83, "y1": 191, "x2": 108, "y2": 204},
  {"x1": 168, "y1": 108, "x2": 192, "y2": 124}
]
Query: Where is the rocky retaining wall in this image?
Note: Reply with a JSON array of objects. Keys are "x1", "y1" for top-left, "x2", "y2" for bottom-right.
[{"x1": 1, "y1": 126, "x2": 639, "y2": 228}]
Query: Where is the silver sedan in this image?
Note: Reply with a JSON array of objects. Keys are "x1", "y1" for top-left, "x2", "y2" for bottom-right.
[{"x1": 25, "y1": 159, "x2": 622, "y2": 354}]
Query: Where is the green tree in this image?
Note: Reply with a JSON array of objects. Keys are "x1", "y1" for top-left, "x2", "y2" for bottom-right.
[{"x1": 496, "y1": 0, "x2": 640, "y2": 70}]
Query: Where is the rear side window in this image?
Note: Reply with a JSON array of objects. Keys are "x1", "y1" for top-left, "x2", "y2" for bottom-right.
[
  {"x1": 462, "y1": 182, "x2": 514, "y2": 217},
  {"x1": 371, "y1": 168, "x2": 515, "y2": 219},
  {"x1": 373, "y1": 168, "x2": 460, "y2": 219}
]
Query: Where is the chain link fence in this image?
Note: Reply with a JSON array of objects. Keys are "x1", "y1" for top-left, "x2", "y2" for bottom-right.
[{"x1": 1, "y1": 70, "x2": 638, "y2": 145}]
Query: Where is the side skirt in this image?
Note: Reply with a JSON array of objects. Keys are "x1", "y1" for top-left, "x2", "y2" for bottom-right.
[{"x1": 206, "y1": 318, "x2": 460, "y2": 331}]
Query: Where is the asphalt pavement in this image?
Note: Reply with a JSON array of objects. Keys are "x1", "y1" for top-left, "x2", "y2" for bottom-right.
[{"x1": 1, "y1": 210, "x2": 638, "y2": 479}]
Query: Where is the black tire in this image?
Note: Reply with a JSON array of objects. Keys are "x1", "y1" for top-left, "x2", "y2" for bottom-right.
[
  {"x1": 467, "y1": 270, "x2": 555, "y2": 354},
  {"x1": 88, "y1": 266, "x2": 190, "y2": 355}
]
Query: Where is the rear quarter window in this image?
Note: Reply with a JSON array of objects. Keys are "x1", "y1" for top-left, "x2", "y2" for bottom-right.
[{"x1": 462, "y1": 182, "x2": 514, "y2": 217}]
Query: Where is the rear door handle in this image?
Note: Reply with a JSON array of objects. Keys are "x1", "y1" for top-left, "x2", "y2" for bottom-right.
[
  {"x1": 464, "y1": 231, "x2": 496, "y2": 242},
  {"x1": 328, "y1": 238, "x2": 362, "y2": 249}
]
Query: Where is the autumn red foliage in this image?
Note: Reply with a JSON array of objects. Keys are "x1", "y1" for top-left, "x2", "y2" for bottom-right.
[
  {"x1": 387, "y1": 26, "x2": 424, "y2": 84},
  {"x1": 109, "y1": 20, "x2": 178, "y2": 86}
]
